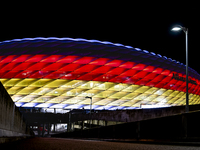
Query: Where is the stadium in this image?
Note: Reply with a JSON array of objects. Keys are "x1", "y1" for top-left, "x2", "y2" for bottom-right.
[{"x1": 0, "y1": 37, "x2": 200, "y2": 110}]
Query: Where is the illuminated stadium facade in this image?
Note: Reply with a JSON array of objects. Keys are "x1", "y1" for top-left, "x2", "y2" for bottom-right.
[{"x1": 0, "y1": 37, "x2": 200, "y2": 110}]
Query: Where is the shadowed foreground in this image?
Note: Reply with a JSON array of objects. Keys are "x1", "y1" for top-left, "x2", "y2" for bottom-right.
[{"x1": 0, "y1": 137, "x2": 199, "y2": 150}]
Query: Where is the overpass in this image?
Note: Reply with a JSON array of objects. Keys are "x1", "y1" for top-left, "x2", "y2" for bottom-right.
[
  {"x1": 51, "y1": 108, "x2": 200, "y2": 141},
  {"x1": 21, "y1": 104, "x2": 200, "y2": 137}
]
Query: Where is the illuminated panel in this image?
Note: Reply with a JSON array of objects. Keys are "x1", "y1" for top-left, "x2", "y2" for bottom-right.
[
  {"x1": 26, "y1": 55, "x2": 47, "y2": 62},
  {"x1": 89, "y1": 58, "x2": 110, "y2": 65},
  {"x1": 119, "y1": 62, "x2": 136, "y2": 69},
  {"x1": 1, "y1": 62, "x2": 19, "y2": 71},
  {"x1": 73, "y1": 56, "x2": 96, "y2": 64},
  {"x1": 0, "y1": 54, "x2": 199, "y2": 96},
  {"x1": 4, "y1": 78, "x2": 200, "y2": 109},
  {"x1": 57, "y1": 56, "x2": 80, "y2": 63},
  {"x1": 1, "y1": 55, "x2": 17, "y2": 63},
  {"x1": 44, "y1": 71, "x2": 68, "y2": 79},
  {"x1": 3, "y1": 71, "x2": 21, "y2": 78},
  {"x1": 27, "y1": 62, "x2": 50, "y2": 70},
  {"x1": 29, "y1": 79, "x2": 53, "y2": 87},
  {"x1": 32, "y1": 88, "x2": 53, "y2": 95},
  {"x1": 105, "y1": 60, "x2": 124, "y2": 67},
  {"x1": 15, "y1": 70, "x2": 36, "y2": 78},
  {"x1": 0, "y1": 36, "x2": 199, "y2": 110},
  {"x1": 12, "y1": 63, "x2": 34, "y2": 71},
  {"x1": 41, "y1": 55, "x2": 64, "y2": 62},
  {"x1": 1, "y1": 55, "x2": 199, "y2": 97},
  {"x1": 58, "y1": 63, "x2": 82, "y2": 71},
  {"x1": 42, "y1": 63, "x2": 66, "y2": 71},
  {"x1": 4, "y1": 78, "x2": 22, "y2": 86},
  {"x1": 8, "y1": 87, "x2": 23, "y2": 95},
  {"x1": 74, "y1": 64, "x2": 99, "y2": 73},
  {"x1": 29, "y1": 71, "x2": 53, "y2": 78},
  {"x1": 12, "y1": 55, "x2": 31, "y2": 62}
]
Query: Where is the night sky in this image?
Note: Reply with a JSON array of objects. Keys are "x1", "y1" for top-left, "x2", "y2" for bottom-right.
[{"x1": 0, "y1": 4, "x2": 199, "y2": 74}]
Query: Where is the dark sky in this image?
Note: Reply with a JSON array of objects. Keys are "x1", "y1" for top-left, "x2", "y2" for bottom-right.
[{"x1": 0, "y1": 4, "x2": 199, "y2": 73}]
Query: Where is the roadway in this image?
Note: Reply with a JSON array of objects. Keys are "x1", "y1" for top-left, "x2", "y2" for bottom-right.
[{"x1": 1, "y1": 137, "x2": 199, "y2": 150}]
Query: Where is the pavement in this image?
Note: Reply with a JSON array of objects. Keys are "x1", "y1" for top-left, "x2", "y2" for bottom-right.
[{"x1": 1, "y1": 137, "x2": 200, "y2": 150}]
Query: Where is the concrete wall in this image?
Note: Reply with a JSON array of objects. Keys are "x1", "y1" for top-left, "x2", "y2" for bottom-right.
[
  {"x1": 21, "y1": 104, "x2": 200, "y2": 125},
  {"x1": 70, "y1": 106, "x2": 186, "y2": 123},
  {"x1": 71, "y1": 105, "x2": 200, "y2": 123},
  {"x1": 53, "y1": 111, "x2": 200, "y2": 141},
  {"x1": 0, "y1": 82, "x2": 32, "y2": 140}
]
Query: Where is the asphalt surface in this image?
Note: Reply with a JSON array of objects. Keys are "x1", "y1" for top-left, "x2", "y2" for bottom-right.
[{"x1": 1, "y1": 137, "x2": 200, "y2": 150}]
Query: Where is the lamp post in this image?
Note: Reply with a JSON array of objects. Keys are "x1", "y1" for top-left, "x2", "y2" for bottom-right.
[
  {"x1": 85, "y1": 96, "x2": 92, "y2": 113},
  {"x1": 85, "y1": 96, "x2": 92, "y2": 128},
  {"x1": 172, "y1": 25, "x2": 189, "y2": 112}
]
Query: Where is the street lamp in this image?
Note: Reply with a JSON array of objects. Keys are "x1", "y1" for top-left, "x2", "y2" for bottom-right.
[
  {"x1": 85, "y1": 96, "x2": 92, "y2": 113},
  {"x1": 85, "y1": 96, "x2": 92, "y2": 128},
  {"x1": 171, "y1": 25, "x2": 189, "y2": 112}
]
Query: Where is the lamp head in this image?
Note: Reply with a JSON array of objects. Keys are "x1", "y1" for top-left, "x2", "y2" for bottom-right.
[
  {"x1": 85, "y1": 96, "x2": 92, "y2": 99},
  {"x1": 172, "y1": 27, "x2": 182, "y2": 31},
  {"x1": 171, "y1": 25, "x2": 187, "y2": 33}
]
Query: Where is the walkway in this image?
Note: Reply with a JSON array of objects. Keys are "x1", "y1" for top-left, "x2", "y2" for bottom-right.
[{"x1": 0, "y1": 137, "x2": 199, "y2": 150}]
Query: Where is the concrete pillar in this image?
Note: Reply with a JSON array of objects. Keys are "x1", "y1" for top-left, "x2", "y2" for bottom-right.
[
  {"x1": 42, "y1": 123, "x2": 45, "y2": 137},
  {"x1": 53, "y1": 124, "x2": 56, "y2": 132},
  {"x1": 72, "y1": 122, "x2": 74, "y2": 131},
  {"x1": 136, "y1": 121, "x2": 141, "y2": 139},
  {"x1": 112, "y1": 126, "x2": 115, "y2": 138},
  {"x1": 37, "y1": 124, "x2": 41, "y2": 137},
  {"x1": 67, "y1": 123, "x2": 71, "y2": 132},
  {"x1": 47, "y1": 123, "x2": 50, "y2": 135},
  {"x1": 182, "y1": 114, "x2": 188, "y2": 138},
  {"x1": 81, "y1": 121, "x2": 84, "y2": 130},
  {"x1": 89, "y1": 119, "x2": 91, "y2": 128},
  {"x1": 105, "y1": 120, "x2": 107, "y2": 126},
  {"x1": 68, "y1": 112, "x2": 71, "y2": 132}
]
